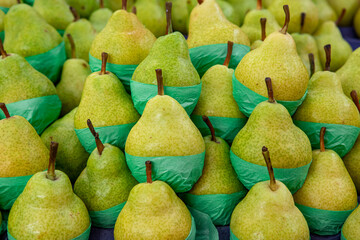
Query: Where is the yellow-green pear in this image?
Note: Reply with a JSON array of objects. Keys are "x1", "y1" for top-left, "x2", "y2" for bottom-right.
[
  {"x1": 0, "y1": 0, "x2": 22, "y2": 8},
  {"x1": 327, "y1": 0, "x2": 359, "y2": 26},
  {"x1": 342, "y1": 205, "x2": 360, "y2": 239},
  {"x1": 226, "y1": 0, "x2": 257, "y2": 26},
  {"x1": 135, "y1": 0, "x2": 166, "y2": 38},
  {"x1": 89, "y1": 0, "x2": 113, "y2": 33},
  {"x1": 312, "y1": 0, "x2": 337, "y2": 25},
  {"x1": 65, "y1": 0, "x2": 97, "y2": 18},
  {"x1": 337, "y1": 48, "x2": 360, "y2": 99},
  {"x1": 354, "y1": 9, "x2": 360, "y2": 38}
]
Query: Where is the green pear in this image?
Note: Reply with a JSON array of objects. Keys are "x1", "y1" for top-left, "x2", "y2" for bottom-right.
[
  {"x1": 8, "y1": 142, "x2": 91, "y2": 240},
  {"x1": 33, "y1": 0, "x2": 74, "y2": 31},
  {"x1": 337, "y1": 48, "x2": 360, "y2": 99},
  {"x1": 327, "y1": 0, "x2": 359, "y2": 26},
  {"x1": 41, "y1": 108, "x2": 89, "y2": 183},
  {"x1": 235, "y1": 6, "x2": 309, "y2": 101},
  {"x1": 57, "y1": 34, "x2": 91, "y2": 116},
  {"x1": 114, "y1": 161, "x2": 192, "y2": 239},
  {"x1": 4, "y1": 4, "x2": 62, "y2": 57},
  {"x1": 89, "y1": 0, "x2": 113, "y2": 33},
  {"x1": 293, "y1": 45, "x2": 360, "y2": 128},
  {"x1": 342, "y1": 205, "x2": 360, "y2": 239},
  {"x1": 187, "y1": 0, "x2": 250, "y2": 48},
  {"x1": 74, "y1": 53, "x2": 140, "y2": 130},
  {"x1": 294, "y1": 127, "x2": 358, "y2": 211},
  {"x1": 164, "y1": 0, "x2": 191, "y2": 34},
  {"x1": 135, "y1": 0, "x2": 166, "y2": 38},
  {"x1": 354, "y1": 9, "x2": 360, "y2": 38},
  {"x1": 312, "y1": 0, "x2": 337, "y2": 25},
  {"x1": 230, "y1": 147, "x2": 310, "y2": 239},
  {"x1": 74, "y1": 119, "x2": 137, "y2": 211},
  {"x1": 226, "y1": 0, "x2": 257, "y2": 26},
  {"x1": 216, "y1": 0, "x2": 239, "y2": 25},
  {"x1": 0, "y1": 0, "x2": 22, "y2": 8},
  {"x1": 65, "y1": 0, "x2": 97, "y2": 18},
  {"x1": 103, "y1": 0, "x2": 135, "y2": 11}
]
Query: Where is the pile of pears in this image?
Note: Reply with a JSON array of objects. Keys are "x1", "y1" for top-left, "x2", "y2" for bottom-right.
[{"x1": 2, "y1": 0, "x2": 360, "y2": 239}]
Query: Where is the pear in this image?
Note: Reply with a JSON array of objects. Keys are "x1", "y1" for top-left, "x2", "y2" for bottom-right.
[
  {"x1": 268, "y1": 0, "x2": 318, "y2": 34},
  {"x1": 0, "y1": 103, "x2": 49, "y2": 177},
  {"x1": 230, "y1": 147, "x2": 310, "y2": 239},
  {"x1": 65, "y1": 0, "x2": 97, "y2": 18},
  {"x1": 314, "y1": 11, "x2": 352, "y2": 71},
  {"x1": 0, "y1": 9, "x2": 5, "y2": 33},
  {"x1": 226, "y1": 0, "x2": 257, "y2": 26},
  {"x1": 216, "y1": 0, "x2": 239, "y2": 25},
  {"x1": 235, "y1": 6, "x2": 309, "y2": 101},
  {"x1": 8, "y1": 142, "x2": 91, "y2": 239},
  {"x1": 4, "y1": 4, "x2": 62, "y2": 57},
  {"x1": 90, "y1": 0, "x2": 156, "y2": 65},
  {"x1": 33, "y1": 0, "x2": 74, "y2": 31},
  {"x1": 114, "y1": 161, "x2": 192, "y2": 239},
  {"x1": 165, "y1": 0, "x2": 191, "y2": 34},
  {"x1": 103, "y1": 0, "x2": 135, "y2": 11},
  {"x1": 57, "y1": 34, "x2": 91, "y2": 116},
  {"x1": 89, "y1": 0, "x2": 113, "y2": 33},
  {"x1": 294, "y1": 127, "x2": 358, "y2": 212},
  {"x1": 241, "y1": 0, "x2": 281, "y2": 44},
  {"x1": 293, "y1": 45, "x2": 360, "y2": 128},
  {"x1": 74, "y1": 52, "x2": 140, "y2": 129},
  {"x1": 355, "y1": 9, "x2": 360, "y2": 38},
  {"x1": 74, "y1": 119, "x2": 138, "y2": 211},
  {"x1": 342, "y1": 205, "x2": 360, "y2": 239},
  {"x1": 327, "y1": 0, "x2": 359, "y2": 26},
  {"x1": 135, "y1": 0, "x2": 166, "y2": 38},
  {"x1": 187, "y1": 0, "x2": 250, "y2": 49},
  {"x1": 41, "y1": 108, "x2": 89, "y2": 183},
  {"x1": 0, "y1": 0, "x2": 21, "y2": 8},
  {"x1": 250, "y1": 18, "x2": 266, "y2": 50},
  {"x1": 337, "y1": 48, "x2": 360, "y2": 99},
  {"x1": 312, "y1": 0, "x2": 337, "y2": 25}
]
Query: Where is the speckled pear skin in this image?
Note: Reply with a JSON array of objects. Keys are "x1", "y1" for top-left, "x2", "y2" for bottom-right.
[
  {"x1": 292, "y1": 33, "x2": 323, "y2": 74},
  {"x1": 8, "y1": 170, "x2": 90, "y2": 240},
  {"x1": 241, "y1": 9, "x2": 281, "y2": 44},
  {"x1": 250, "y1": 40, "x2": 263, "y2": 50},
  {"x1": 337, "y1": 48, "x2": 360, "y2": 99},
  {"x1": 65, "y1": 0, "x2": 97, "y2": 18},
  {"x1": 135, "y1": 0, "x2": 166, "y2": 38},
  {"x1": 125, "y1": 95, "x2": 205, "y2": 156},
  {"x1": 190, "y1": 136, "x2": 245, "y2": 195},
  {"x1": 90, "y1": 9, "x2": 156, "y2": 65},
  {"x1": 235, "y1": 32, "x2": 309, "y2": 101},
  {"x1": 294, "y1": 150, "x2": 358, "y2": 211},
  {"x1": 230, "y1": 180, "x2": 310, "y2": 240},
  {"x1": 327, "y1": 0, "x2": 359, "y2": 27},
  {"x1": 0, "y1": 116, "x2": 49, "y2": 177},
  {"x1": 342, "y1": 205, "x2": 360, "y2": 240},
  {"x1": 4, "y1": 4, "x2": 62, "y2": 57},
  {"x1": 41, "y1": 109, "x2": 89, "y2": 183},
  {"x1": 192, "y1": 65, "x2": 244, "y2": 118},
  {"x1": 0, "y1": 10, "x2": 4, "y2": 32},
  {"x1": 0, "y1": 0, "x2": 21, "y2": 8},
  {"x1": 0, "y1": 54, "x2": 56, "y2": 104},
  {"x1": 187, "y1": 0, "x2": 250, "y2": 48},
  {"x1": 33, "y1": 0, "x2": 74, "y2": 30},
  {"x1": 74, "y1": 144, "x2": 138, "y2": 211},
  {"x1": 74, "y1": 72, "x2": 140, "y2": 129},
  {"x1": 293, "y1": 71, "x2": 360, "y2": 127},
  {"x1": 231, "y1": 101, "x2": 312, "y2": 168},
  {"x1": 312, "y1": 0, "x2": 337, "y2": 25},
  {"x1": 64, "y1": 19, "x2": 97, "y2": 62},
  {"x1": 56, "y1": 59, "x2": 91, "y2": 116},
  {"x1": 132, "y1": 32, "x2": 200, "y2": 87},
  {"x1": 343, "y1": 137, "x2": 360, "y2": 193},
  {"x1": 314, "y1": 21, "x2": 352, "y2": 71},
  {"x1": 216, "y1": 0, "x2": 239, "y2": 25},
  {"x1": 268, "y1": 0, "x2": 319, "y2": 34},
  {"x1": 114, "y1": 181, "x2": 192, "y2": 240},
  {"x1": 89, "y1": 8, "x2": 113, "y2": 33}
]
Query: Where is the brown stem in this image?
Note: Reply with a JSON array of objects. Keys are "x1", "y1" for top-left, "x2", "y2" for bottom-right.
[
  {"x1": 156, "y1": 69, "x2": 164, "y2": 96},
  {"x1": 46, "y1": 141, "x2": 59, "y2": 181},
  {"x1": 17, "y1": 0, "x2": 20, "y2": 3},
  {"x1": 66, "y1": 34, "x2": 76, "y2": 59},
  {"x1": 336, "y1": 8, "x2": 346, "y2": 26},
  {"x1": 70, "y1": 6, "x2": 80, "y2": 22},
  {"x1": 87, "y1": 119, "x2": 105, "y2": 155},
  {"x1": 308, "y1": 53, "x2": 315, "y2": 78},
  {"x1": 146, "y1": 161, "x2": 152, "y2": 183},
  {"x1": 223, "y1": 41, "x2": 234, "y2": 67},
  {"x1": 280, "y1": 5, "x2": 290, "y2": 34},
  {"x1": 300, "y1": 12, "x2": 305, "y2": 34},
  {"x1": 132, "y1": 6, "x2": 136, "y2": 14},
  {"x1": 320, "y1": 127, "x2": 326, "y2": 152},
  {"x1": 197, "y1": 0, "x2": 204, "y2": 4},
  {"x1": 99, "y1": 0, "x2": 104, "y2": 8},
  {"x1": 202, "y1": 116, "x2": 218, "y2": 143},
  {"x1": 166, "y1": 2, "x2": 173, "y2": 35},
  {"x1": 0, "y1": 39, "x2": 8, "y2": 59},
  {"x1": 257, "y1": 0, "x2": 262, "y2": 10},
  {"x1": 122, "y1": 0, "x2": 127, "y2": 10},
  {"x1": 324, "y1": 44, "x2": 331, "y2": 71},
  {"x1": 262, "y1": 146, "x2": 277, "y2": 191},
  {"x1": 100, "y1": 52, "x2": 108, "y2": 75},
  {"x1": 351, "y1": 90, "x2": 360, "y2": 113},
  {"x1": 0, "y1": 103, "x2": 10, "y2": 118},
  {"x1": 260, "y1": 18, "x2": 267, "y2": 41},
  {"x1": 265, "y1": 77, "x2": 275, "y2": 103}
]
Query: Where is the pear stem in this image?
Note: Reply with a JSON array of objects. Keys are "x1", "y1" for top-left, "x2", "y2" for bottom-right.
[
  {"x1": 46, "y1": 141, "x2": 59, "y2": 181},
  {"x1": 100, "y1": 52, "x2": 108, "y2": 75},
  {"x1": 308, "y1": 53, "x2": 315, "y2": 78},
  {"x1": 132, "y1": 6, "x2": 136, "y2": 14},
  {"x1": 265, "y1": 77, "x2": 275, "y2": 103},
  {"x1": 257, "y1": 0, "x2": 262, "y2": 10},
  {"x1": 336, "y1": 9, "x2": 346, "y2": 26},
  {"x1": 300, "y1": 12, "x2": 305, "y2": 34},
  {"x1": 17, "y1": 0, "x2": 20, "y2": 3},
  {"x1": 156, "y1": 69, "x2": 164, "y2": 96},
  {"x1": 324, "y1": 44, "x2": 331, "y2": 71},
  {"x1": 146, "y1": 161, "x2": 152, "y2": 183},
  {"x1": 223, "y1": 41, "x2": 234, "y2": 67},
  {"x1": 0, "y1": 39, "x2": 8, "y2": 59},
  {"x1": 66, "y1": 34, "x2": 76, "y2": 59},
  {"x1": 122, "y1": 0, "x2": 127, "y2": 10},
  {"x1": 351, "y1": 90, "x2": 360, "y2": 113},
  {"x1": 99, "y1": 0, "x2": 104, "y2": 8},
  {"x1": 70, "y1": 6, "x2": 80, "y2": 22},
  {"x1": 197, "y1": 0, "x2": 204, "y2": 4},
  {"x1": 0, "y1": 103, "x2": 10, "y2": 118},
  {"x1": 202, "y1": 116, "x2": 218, "y2": 143},
  {"x1": 320, "y1": 127, "x2": 326, "y2": 152},
  {"x1": 165, "y1": 2, "x2": 173, "y2": 35},
  {"x1": 280, "y1": 5, "x2": 290, "y2": 34},
  {"x1": 87, "y1": 119, "x2": 105, "y2": 155},
  {"x1": 260, "y1": 18, "x2": 267, "y2": 41},
  {"x1": 262, "y1": 146, "x2": 277, "y2": 191}
]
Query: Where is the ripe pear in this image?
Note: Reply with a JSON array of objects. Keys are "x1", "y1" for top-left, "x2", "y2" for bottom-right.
[
  {"x1": 41, "y1": 108, "x2": 89, "y2": 183},
  {"x1": 337, "y1": 48, "x2": 360, "y2": 99},
  {"x1": 327, "y1": 0, "x2": 359, "y2": 26},
  {"x1": 65, "y1": 0, "x2": 97, "y2": 18},
  {"x1": 342, "y1": 205, "x2": 360, "y2": 239},
  {"x1": 57, "y1": 34, "x2": 91, "y2": 116},
  {"x1": 89, "y1": 0, "x2": 113, "y2": 33},
  {"x1": 312, "y1": 0, "x2": 337, "y2": 25},
  {"x1": 226, "y1": 0, "x2": 257, "y2": 26},
  {"x1": 164, "y1": 0, "x2": 191, "y2": 34},
  {"x1": 90, "y1": 1, "x2": 156, "y2": 65},
  {"x1": 235, "y1": 6, "x2": 309, "y2": 101},
  {"x1": 216, "y1": 0, "x2": 239, "y2": 25},
  {"x1": 103, "y1": 0, "x2": 135, "y2": 11},
  {"x1": 114, "y1": 161, "x2": 192, "y2": 240},
  {"x1": 0, "y1": 103, "x2": 49, "y2": 177},
  {"x1": 231, "y1": 78, "x2": 312, "y2": 169},
  {"x1": 0, "y1": 0, "x2": 22, "y2": 8},
  {"x1": 230, "y1": 147, "x2": 310, "y2": 240},
  {"x1": 187, "y1": 0, "x2": 250, "y2": 49},
  {"x1": 8, "y1": 142, "x2": 91, "y2": 240},
  {"x1": 135, "y1": 0, "x2": 166, "y2": 38},
  {"x1": 249, "y1": 18, "x2": 267, "y2": 50},
  {"x1": 354, "y1": 9, "x2": 360, "y2": 38},
  {"x1": 74, "y1": 119, "x2": 137, "y2": 211}
]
